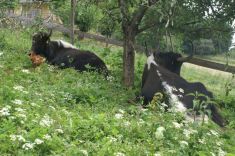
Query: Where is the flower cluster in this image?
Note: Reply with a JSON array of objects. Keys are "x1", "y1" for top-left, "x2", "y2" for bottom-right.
[
  {"x1": 39, "y1": 115, "x2": 54, "y2": 127},
  {"x1": 0, "y1": 106, "x2": 11, "y2": 117}
]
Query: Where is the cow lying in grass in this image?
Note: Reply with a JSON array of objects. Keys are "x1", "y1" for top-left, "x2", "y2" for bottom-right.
[
  {"x1": 141, "y1": 52, "x2": 191, "y2": 88},
  {"x1": 29, "y1": 30, "x2": 108, "y2": 76},
  {"x1": 141, "y1": 52, "x2": 226, "y2": 127}
]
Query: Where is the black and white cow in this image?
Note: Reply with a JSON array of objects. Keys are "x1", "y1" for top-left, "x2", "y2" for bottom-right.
[
  {"x1": 141, "y1": 52, "x2": 226, "y2": 127},
  {"x1": 141, "y1": 52, "x2": 191, "y2": 88},
  {"x1": 29, "y1": 31, "x2": 108, "y2": 75}
]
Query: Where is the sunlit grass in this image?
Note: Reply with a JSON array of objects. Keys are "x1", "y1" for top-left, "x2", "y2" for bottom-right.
[
  {"x1": 198, "y1": 52, "x2": 235, "y2": 66},
  {"x1": 0, "y1": 29, "x2": 235, "y2": 155},
  {"x1": 182, "y1": 63, "x2": 235, "y2": 97}
]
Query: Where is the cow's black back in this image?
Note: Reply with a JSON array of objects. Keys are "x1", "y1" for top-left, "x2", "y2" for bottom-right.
[{"x1": 30, "y1": 32, "x2": 108, "y2": 76}]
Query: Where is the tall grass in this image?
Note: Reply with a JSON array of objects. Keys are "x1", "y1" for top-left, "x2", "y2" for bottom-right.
[{"x1": 0, "y1": 29, "x2": 235, "y2": 155}]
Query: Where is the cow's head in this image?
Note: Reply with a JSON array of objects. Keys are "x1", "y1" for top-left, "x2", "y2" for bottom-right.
[
  {"x1": 153, "y1": 52, "x2": 192, "y2": 75},
  {"x1": 30, "y1": 30, "x2": 52, "y2": 56}
]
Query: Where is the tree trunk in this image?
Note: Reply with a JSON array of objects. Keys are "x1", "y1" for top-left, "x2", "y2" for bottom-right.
[
  {"x1": 123, "y1": 28, "x2": 136, "y2": 87},
  {"x1": 70, "y1": 0, "x2": 76, "y2": 45}
]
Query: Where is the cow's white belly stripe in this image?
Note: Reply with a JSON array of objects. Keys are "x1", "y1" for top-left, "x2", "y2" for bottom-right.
[
  {"x1": 156, "y1": 71, "x2": 187, "y2": 112},
  {"x1": 56, "y1": 40, "x2": 77, "y2": 49}
]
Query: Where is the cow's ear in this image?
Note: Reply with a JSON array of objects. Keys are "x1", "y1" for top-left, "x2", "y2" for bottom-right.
[{"x1": 153, "y1": 52, "x2": 159, "y2": 58}]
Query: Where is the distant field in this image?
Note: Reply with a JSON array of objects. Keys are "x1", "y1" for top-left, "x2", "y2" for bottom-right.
[
  {"x1": 197, "y1": 52, "x2": 235, "y2": 66},
  {"x1": 181, "y1": 63, "x2": 235, "y2": 97}
]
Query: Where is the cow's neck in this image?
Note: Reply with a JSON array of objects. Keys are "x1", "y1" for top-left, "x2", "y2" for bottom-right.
[{"x1": 44, "y1": 41, "x2": 58, "y2": 61}]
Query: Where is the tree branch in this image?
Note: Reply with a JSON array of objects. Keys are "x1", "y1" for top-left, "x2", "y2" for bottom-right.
[
  {"x1": 118, "y1": 0, "x2": 130, "y2": 26},
  {"x1": 130, "y1": 5, "x2": 148, "y2": 28},
  {"x1": 137, "y1": 22, "x2": 159, "y2": 34},
  {"x1": 130, "y1": 0, "x2": 160, "y2": 33}
]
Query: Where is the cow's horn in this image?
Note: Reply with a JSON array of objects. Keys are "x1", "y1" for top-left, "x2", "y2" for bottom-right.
[
  {"x1": 177, "y1": 55, "x2": 193, "y2": 62},
  {"x1": 47, "y1": 29, "x2": 52, "y2": 38},
  {"x1": 144, "y1": 41, "x2": 151, "y2": 57}
]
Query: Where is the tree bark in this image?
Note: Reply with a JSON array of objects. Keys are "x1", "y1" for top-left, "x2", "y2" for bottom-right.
[
  {"x1": 123, "y1": 27, "x2": 136, "y2": 87},
  {"x1": 70, "y1": 0, "x2": 76, "y2": 45},
  {"x1": 119, "y1": 0, "x2": 159, "y2": 87}
]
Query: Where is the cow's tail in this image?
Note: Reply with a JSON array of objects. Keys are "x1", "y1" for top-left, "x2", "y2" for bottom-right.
[{"x1": 210, "y1": 104, "x2": 226, "y2": 127}]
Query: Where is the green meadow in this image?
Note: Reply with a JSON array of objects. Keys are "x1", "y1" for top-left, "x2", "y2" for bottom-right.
[{"x1": 0, "y1": 29, "x2": 235, "y2": 155}]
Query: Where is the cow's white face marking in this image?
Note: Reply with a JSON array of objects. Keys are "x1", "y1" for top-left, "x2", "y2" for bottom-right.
[
  {"x1": 147, "y1": 54, "x2": 157, "y2": 70},
  {"x1": 57, "y1": 40, "x2": 77, "y2": 49}
]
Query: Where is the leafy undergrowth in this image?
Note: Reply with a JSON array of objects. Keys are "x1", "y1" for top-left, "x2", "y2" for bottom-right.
[{"x1": 0, "y1": 29, "x2": 235, "y2": 155}]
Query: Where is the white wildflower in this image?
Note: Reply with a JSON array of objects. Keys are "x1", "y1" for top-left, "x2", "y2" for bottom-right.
[
  {"x1": 180, "y1": 140, "x2": 189, "y2": 147},
  {"x1": 12, "y1": 99, "x2": 23, "y2": 105},
  {"x1": 115, "y1": 113, "x2": 123, "y2": 119},
  {"x1": 9, "y1": 116, "x2": 16, "y2": 120},
  {"x1": 49, "y1": 105, "x2": 56, "y2": 110},
  {"x1": 34, "y1": 138, "x2": 44, "y2": 145},
  {"x1": 22, "y1": 142, "x2": 34, "y2": 150},
  {"x1": 198, "y1": 138, "x2": 205, "y2": 144},
  {"x1": 30, "y1": 102, "x2": 37, "y2": 107},
  {"x1": 206, "y1": 132, "x2": 211, "y2": 136},
  {"x1": 108, "y1": 136, "x2": 117, "y2": 142},
  {"x1": 39, "y1": 115, "x2": 54, "y2": 127},
  {"x1": 123, "y1": 121, "x2": 131, "y2": 127},
  {"x1": 55, "y1": 129, "x2": 64, "y2": 134},
  {"x1": 140, "y1": 108, "x2": 148, "y2": 112},
  {"x1": 0, "y1": 107, "x2": 10, "y2": 116},
  {"x1": 17, "y1": 113, "x2": 27, "y2": 119},
  {"x1": 172, "y1": 121, "x2": 182, "y2": 129},
  {"x1": 137, "y1": 119, "x2": 145, "y2": 126},
  {"x1": 13, "y1": 85, "x2": 24, "y2": 91},
  {"x1": 155, "y1": 127, "x2": 165, "y2": 139},
  {"x1": 43, "y1": 134, "x2": 52, "y2": 140},
  {"x1": 154, "y1": 153, "x2": 161, "y2": 156},
  {"x1": 183, "y1": 129, "x2": 191, "y2": 139},
  {"x1": 210, "y1": 130, "x2": 219, "y2": 137},
  {"x1": 10, "y1": 135, "x2": 26, "y2": 142},
  {"x1": 22, "y1": 69, "x2": 30, "y2": 74},
  {"x1": 15, "y1": 108, "x2": 26, "y2": 113},
  {"x1": 218, "y1": 148, "x2": 226, "y2": 156},
  {"x1": 183, "y1": 129, "x2": 197, "y2": 139},
  {"x1": 107, "y1": 76, "x2": 114, "y2": 82},
  {"x1": 115, "y1": 152, "x2": 125, "y2": 156},
  {"x1": 216, "y1": 141, "x2": 222, "y2": 146},
  {"x1": 22, "y1": 91, "x2": 29, "y2": 94},
  {"x1": 118, "y1": 109, "x2": 125, "y2": 114},
  {"x1": 191, "y1": 129, "x2": 198, "y2": 134},
  {"x1": 18, "y1": 135, "x2": 26, "y2": 142},
  {"x1": 0, "y1": 52, "x2": 3, "y2": 56},
  {"x1": 62, "y1": 109, "x2": 70, "y2": 115},
  {"x1": 80, "y1": 149, "x2": 88, "y2": 156},
  {"x1": 210, "y1": 152, "x2": 216, "y2": 156},
  {"x1": 179, "y1": 88, "x2": 184, "y2": 93},
  {"x1": 10, "y1": 135, "x2": 17, "y2": 141}
]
